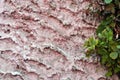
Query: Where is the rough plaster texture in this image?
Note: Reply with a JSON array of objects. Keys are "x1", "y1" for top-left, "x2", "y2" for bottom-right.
[{"x1": 0, "y1": 0, "x2": 115, "y2": 80}]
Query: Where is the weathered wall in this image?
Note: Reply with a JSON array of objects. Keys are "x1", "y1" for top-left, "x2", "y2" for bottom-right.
[{"x1": 0, "y1": 0, "x2": 109, "y2": 80}]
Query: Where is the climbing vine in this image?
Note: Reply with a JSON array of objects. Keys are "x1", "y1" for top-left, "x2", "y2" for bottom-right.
[{"x1": 84, "y1": 0, "x2": 120, "y2": 77}]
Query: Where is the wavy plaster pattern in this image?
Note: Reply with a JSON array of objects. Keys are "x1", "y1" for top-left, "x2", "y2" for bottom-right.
[{"x1": 0, "y1": 0, "x2": 112, "y2": 80}]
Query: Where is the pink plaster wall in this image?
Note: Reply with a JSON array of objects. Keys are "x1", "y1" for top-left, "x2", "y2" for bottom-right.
[{"x1": 0, "y1": 0, "x2": 117, "y2": 80}]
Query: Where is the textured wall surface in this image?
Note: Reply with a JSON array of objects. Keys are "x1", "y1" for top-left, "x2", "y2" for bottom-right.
[{"x1": 0, "y1": 0, "x2": 111, "y2": 80}]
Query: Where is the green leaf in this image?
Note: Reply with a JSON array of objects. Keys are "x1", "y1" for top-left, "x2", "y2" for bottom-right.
[
  {"x1": 117, "y1": 45, "x2": 120, "y2": 49},
  {"x1": 98, "y1": 27, "x2": 113, "y2": 41},
  {"x1": 96, "y1": 16, "x2": 113, "y2": 34},
  {"x1": 84, "y1": 37, "x2": 98, "y2": 50},
  {"x1": 110, "y1": 22, "x2": 115, "y2": 28},
  {"x1": 109, "y1": 41, "x2": 117, "y2": 51},
  {"x1": 110, "y1": 52, "x2": 118, "y2": 59},
  {"x1": 114, "y1": 67, "x2": 120, "y2": 73},
  {"x1": 96, "y1": 24, "x2": 106, "y2": 35},
  {"x1": 105, "y1": 70, "x2": 112, "y2": 77},
  {"x1": 84, "y1": 0, "x2": 120, "y2": 76},
  {"x1": 104, "y1": 0, "x2": 112, "y2": 4},
  {"x1": 101, "y1": 55, "x2": 108, "y2": 64},
  {"x1": 106, "y1": 27, "x2": 113, "y2": 41},
  {"x1": 97, "y1": 48, "x2": 107, "y2": 55},
  {"x1": 117, "y1": 65, "x2": 120, "y2": 68}
]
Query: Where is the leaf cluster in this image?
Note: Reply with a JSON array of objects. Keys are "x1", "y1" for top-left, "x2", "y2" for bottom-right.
[{"x1": 84, "y1": 0, "x2": 120, "y2": 77}]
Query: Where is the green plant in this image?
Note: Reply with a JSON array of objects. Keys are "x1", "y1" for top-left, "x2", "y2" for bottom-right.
[
  {"x1": 104, "y1": 0, "x2": 112, "y2": 4},
  {"x1": 84, "y1": 0, "x2": 120, "y2": 77}
]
